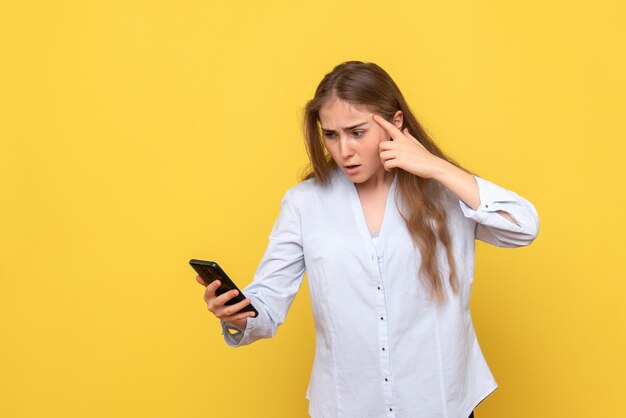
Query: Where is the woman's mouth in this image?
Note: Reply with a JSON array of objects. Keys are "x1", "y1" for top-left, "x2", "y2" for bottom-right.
[{"x1": 344, "y1": 164, "x2": 360, "y2": 174}]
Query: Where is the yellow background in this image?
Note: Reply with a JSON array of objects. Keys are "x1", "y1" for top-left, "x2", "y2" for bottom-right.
[{"x1": 1, "y1": 1, "x2": 624, "y2": 417}]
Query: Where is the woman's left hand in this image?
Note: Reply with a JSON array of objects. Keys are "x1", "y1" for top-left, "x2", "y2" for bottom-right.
[{"x1": 373, "y1": 114, "x2": 443, "y2": 179}]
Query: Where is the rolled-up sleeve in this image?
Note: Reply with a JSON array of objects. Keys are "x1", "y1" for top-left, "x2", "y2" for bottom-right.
[
  {"x1": 220, "y1": 188, "x2": 306, "y2": 347},
  {"x1": 459, "y1": 175, "x2": 540, "y2": 247}
]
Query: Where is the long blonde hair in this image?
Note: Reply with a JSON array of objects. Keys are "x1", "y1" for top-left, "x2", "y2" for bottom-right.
[{"x1": 302, "y1": 61, "x2": 471, "y2": 303}]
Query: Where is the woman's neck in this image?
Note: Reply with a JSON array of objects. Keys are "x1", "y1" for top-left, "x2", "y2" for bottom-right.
[{"x1": 354, "y1": 169, "x2": 395, "y2": 195}]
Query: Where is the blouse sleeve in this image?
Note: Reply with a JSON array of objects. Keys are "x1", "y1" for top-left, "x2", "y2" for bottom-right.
[
  {"x1": 220, "y1": 188, "x2": 306, "y2": 347},
  {"x1": 459, "y1": 175, "x2": 540, "y2": 247}
]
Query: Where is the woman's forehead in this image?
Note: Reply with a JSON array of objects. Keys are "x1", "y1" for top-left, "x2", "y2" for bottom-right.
[{"x1": 319, "y1": 97, "x2": 372, "y2": 122}]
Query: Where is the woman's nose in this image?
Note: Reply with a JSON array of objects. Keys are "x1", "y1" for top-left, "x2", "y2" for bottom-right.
[{"x1": 339, "y1": 136, "x2": 354, "y2": 158}]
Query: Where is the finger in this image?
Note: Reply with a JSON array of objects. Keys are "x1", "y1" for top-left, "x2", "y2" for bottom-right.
[
  {"x1": 372, "y1": 114, "x2": 403, "y2": 140},
  {"x1": 214, "y1": 288, "x2": 242, "y2": 308},
  {"x1": 216, "y1": 297, "x2": 252, "y2": 319},
  {"x1": 378, "y1": 140, "x2": 399, "y2": 151},
  {"x1": 196, "y1": 275, "x2": 208, "y2": 286},
  {"x1": 220, "y1": 299, "x2": 251, "y2": 319},
  {"x1": 379, "y1": 150, "x2": 395, "y2": 162},
  {"x1": 383, "y1": 158, "x2": 399, "y2": 172},
  {"x1": 203, "y1": 280, "x2": 221, "y2": 302},
  {"x1": 378, "y1": 140, "x2": 392, "y2": 151}
]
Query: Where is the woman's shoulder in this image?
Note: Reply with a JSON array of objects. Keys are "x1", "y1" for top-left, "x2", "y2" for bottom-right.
[
  {"x1": 285, "y1": 176, "x2": 326, "y2": 202},
  {"x1": 282, "y1": 168, "x2": 341, "y2": 206}
]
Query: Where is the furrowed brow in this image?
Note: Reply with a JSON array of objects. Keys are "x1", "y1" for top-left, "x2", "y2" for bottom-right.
[{"x1": 321, "y1": 121, "x2": 368, "y2": 133}]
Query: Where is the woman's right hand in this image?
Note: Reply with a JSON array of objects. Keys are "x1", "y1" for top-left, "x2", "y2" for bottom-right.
[{"x1": 196, "y1": 275, "x2": 255, "y2": 330}]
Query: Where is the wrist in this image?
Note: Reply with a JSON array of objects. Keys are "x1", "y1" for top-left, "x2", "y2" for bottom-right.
[
  {"x1": 227, "y1": 318, "x2": 248, "y2": 330},
  {"x1": 428, "y1": 156, "x2": 454, "y2": 181}
]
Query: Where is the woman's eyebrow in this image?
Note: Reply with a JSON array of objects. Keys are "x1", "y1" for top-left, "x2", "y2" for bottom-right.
[{"x1": 321, "y1": 121, "x2": 369, "y2": 132}]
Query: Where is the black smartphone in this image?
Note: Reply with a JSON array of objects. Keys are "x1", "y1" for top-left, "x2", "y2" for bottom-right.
[{"x1": 190, "y1": 259, "x2": 258, "y2": 318}]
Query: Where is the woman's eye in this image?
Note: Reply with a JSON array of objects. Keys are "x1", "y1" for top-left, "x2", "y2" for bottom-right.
[
  {"x1": 323, "y1": 132, "x2": 336, "y2": 139},
  {"x1": 353, "y1": 130, "x2": 365, "y2": 138}
]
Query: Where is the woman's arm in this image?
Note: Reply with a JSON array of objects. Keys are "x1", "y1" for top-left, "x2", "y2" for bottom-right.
[
  {"x1": 374, "y1": 114, "x2": 539, "y2": 247},
  {"x1": 428, "y1": 158, "x2": 519, "y2": 226},
  {"x1": 219, "y1": 187, "x2": 306, "y2": 347}
]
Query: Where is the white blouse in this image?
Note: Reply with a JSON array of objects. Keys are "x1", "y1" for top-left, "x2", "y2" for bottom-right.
[{"x1": 221, "y1": 167, "x2": 540, "y2": 418}]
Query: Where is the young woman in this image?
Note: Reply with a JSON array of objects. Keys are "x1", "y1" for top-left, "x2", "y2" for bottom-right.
[{"x1": 196, "y1": 61, "x2": 539, "y2": 418}]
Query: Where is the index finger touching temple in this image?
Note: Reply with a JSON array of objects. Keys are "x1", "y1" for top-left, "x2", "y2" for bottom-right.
[{"x1": 372, "y1": 114, "x2": 401, "y2": 138}]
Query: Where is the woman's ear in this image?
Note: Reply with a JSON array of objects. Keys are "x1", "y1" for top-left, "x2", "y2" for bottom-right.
[{"x1": 392, "y1": 110, "x2": 404, "y2": 129}]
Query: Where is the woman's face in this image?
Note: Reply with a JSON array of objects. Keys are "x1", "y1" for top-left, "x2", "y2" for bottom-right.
[{"x1": 319, "y1": 96, "x2": 403, "y2": 185}]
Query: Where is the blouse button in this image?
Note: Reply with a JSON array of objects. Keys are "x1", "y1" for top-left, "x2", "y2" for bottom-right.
[
  {"x1": 382, "y1": 347, "x2": 386, "y2": 351},
  {"x1": 384, "y1": 378, "x2": 389, "y2": 382},
  {"x1": 380, "y1": 316, "x2": 384, "y2": 320},
  {"x1": 377, "y1": 286, "x2": 381, "y2": 290}
]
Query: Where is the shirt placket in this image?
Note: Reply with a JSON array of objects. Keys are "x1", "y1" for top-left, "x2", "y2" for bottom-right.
[{"x1": 374, "y1": 251, "x2": 396, "y2": 418}]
